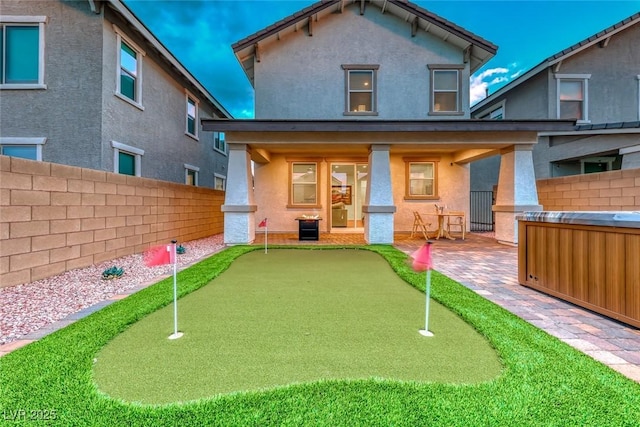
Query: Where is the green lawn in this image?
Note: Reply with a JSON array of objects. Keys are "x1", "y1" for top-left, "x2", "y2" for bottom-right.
[
  {"x1": 1, "y1": 245, "x2": 639, "y2": 426},
  {"x1": 93, "y1": 249, "x2": 502, "y2": 403}
]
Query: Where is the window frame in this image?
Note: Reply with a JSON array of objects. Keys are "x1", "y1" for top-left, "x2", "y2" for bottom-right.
[
  {"x1": 0, "y1": 137, "x2": 46, "y2": 160},
  {"x1": 214, "y1": 173, "x2": 226, "y2": 191},
  {"x1": 403, "y1": 157, "x2": 440, "y2": 200},
  {"x1": 185, "y1": 90, "x2": 199, "y2": 140},
  {"x1": 475, "y1": 100, "x2": 506, "y2": 120},
  {"x1": 0, "y1": 15, "x2": 47, "y2": 89},
  {"x1": 213, "y1": 131, "x2": 226, "y2": 154},
  {"x1": 287, "y1": 158, "x2": 322, "y2": 209},
  {"x1": 342, "y1": 64, "x2": 379, "y2": 116},
  {"x1": 184, "y1": 163, "x2": 199, "y2": 186},
  {"x1": 111, "y1": 140, "x2": 144, "y2": 177},
  {"x1": 555, "y1": 73, "x2": 590, "y2": 123},
  {"x1": 114, "y1": 25, "x2": 145, "y2": 110},
  {"x1": 428, "y1": 64, "x2": 464, "y2": 116}
]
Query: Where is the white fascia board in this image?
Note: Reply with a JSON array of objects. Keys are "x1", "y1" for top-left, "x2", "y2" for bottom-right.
[{"x1": 107, "y1": 0, "x2": 232, "y2": 118}]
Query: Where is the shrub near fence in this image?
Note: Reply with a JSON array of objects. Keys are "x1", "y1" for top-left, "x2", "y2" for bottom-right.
[
  {"x1": 0, "y1": 156, "x2": 224, "y2": 288},
  {"x1": 537, "y1": 168, "x2": 640, "y2": 211}
]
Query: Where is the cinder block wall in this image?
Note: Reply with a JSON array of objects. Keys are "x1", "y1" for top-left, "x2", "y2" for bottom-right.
[
  {"x1": 0, "y1": 156, "x2": 224, "y2": 288},
  {"x1": 537, "y1": 168, "x2": 640, "y2": 211}
]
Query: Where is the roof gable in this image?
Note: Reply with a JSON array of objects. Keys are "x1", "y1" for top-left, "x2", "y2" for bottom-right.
[
  {"x1": 472, "y1": 12, "x2": 640, "y2": 113},
  {"x1": 233, "y1": 0, "x2": 497, "y2": 85}
]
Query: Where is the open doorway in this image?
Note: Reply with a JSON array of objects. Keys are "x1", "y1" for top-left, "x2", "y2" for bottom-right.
[{"x1": 330, "y1": 163, "x2": 368, "y2": 231}]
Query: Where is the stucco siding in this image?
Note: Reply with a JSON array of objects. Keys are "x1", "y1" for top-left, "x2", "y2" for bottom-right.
[
  {"x1": 254, "y1": 4, "x2": 468, "y2": 120},
  {"x1": 0, "y1": 0, "x2": 104, "y2": 168}
]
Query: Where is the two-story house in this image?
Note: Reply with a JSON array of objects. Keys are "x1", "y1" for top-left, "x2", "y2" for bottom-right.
[
  {"x1": 0, "y1": 0, "x2": 232, "y2": 189},
  {"x1": 204, "y1": 0, "x2": 574, "y2": 245},
  {"x1": 471, "y1": 12, "x2": 640, "y2": 184}
]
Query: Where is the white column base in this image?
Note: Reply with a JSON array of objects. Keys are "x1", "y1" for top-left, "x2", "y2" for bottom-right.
[{"x1": 364, "y1": 211, "x2": 395, "y2": 244}]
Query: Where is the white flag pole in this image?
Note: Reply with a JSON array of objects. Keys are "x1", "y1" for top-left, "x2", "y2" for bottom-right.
[
  {"x1": 168, "y1": 240, "x2": 183, "y2": 340},
  {"x1": 265, "y1": 222, "x2": 268, "y2": 254}
]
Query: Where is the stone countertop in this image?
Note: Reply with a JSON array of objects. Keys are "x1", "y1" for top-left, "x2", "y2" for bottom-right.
[{"x1": 517, "y1": 211, "x2": 640, "y2": 229}]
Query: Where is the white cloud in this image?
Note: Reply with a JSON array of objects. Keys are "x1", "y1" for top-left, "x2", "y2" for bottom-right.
[{"x1": 470, "y1": 67, "x2": 511, "y2": 105}]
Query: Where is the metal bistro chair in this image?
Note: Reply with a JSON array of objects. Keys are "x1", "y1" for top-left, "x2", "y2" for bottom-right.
[
  {"x1": 411, "y1": 211, "x2": 433, "y2": 240},
  {"x1": 447, "y1": 211, "x2": 466, "y2": 240}
]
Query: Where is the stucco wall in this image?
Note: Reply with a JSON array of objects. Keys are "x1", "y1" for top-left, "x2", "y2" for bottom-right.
[
  {"x1": 537, "y1": 168, "x2": 640, "y2": 211},
  {"x1": 0, "y1": 0, "x2": 104, "y2": 168},
  {"x1": 252, "y1": 152, "x2": 470, "y2": 233},
  {"x1": 0, "y1": 156, "x2": 224, "y2": 288},
  {"x1": 254, "y1": 3, "x2": 469, "y2": 120}
]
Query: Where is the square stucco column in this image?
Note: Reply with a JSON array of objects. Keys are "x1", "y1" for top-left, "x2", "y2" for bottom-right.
[
  {"x1": 493, "y1": 145, "x2": 542, "y2": 245},
  {"x1": 221, "y1": 144, "x2": 257, "y2": 245},
  {"x1": 363, "y1": 145, "x2": 396, "y2": 244}
]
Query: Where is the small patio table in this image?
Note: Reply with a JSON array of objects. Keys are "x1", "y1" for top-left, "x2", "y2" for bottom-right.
[{"x1": 429, "y1": 212, "x2": 457, "y2": 240}]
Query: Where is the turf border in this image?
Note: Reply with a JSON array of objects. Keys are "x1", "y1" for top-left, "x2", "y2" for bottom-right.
[{"x1": 1, "y1": 245, "x2": 639, "y2": 426}]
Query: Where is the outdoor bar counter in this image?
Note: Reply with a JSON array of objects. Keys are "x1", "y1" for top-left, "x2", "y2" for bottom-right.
[{"x1": 517, "y1": 211, "x2": 640, "y2": 328}]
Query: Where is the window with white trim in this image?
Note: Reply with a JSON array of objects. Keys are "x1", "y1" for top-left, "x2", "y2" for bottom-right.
[
  {"x1": 342, "y1": 64, "x2": 378, "y2": 115},
  {"x1": 428, "y1": 65, "x2": 463, "y2": 114},
  {"x1": 111, "y1": 140, "x2": 144, "y2": 176},
  {"x1": 185, "y1": 164, "x2": 199, "y2": 186},
  {"x1": 114, "y1": 26, "x2": 145, "y2": 109},
  {"x1": 289, "y1": 161, "x2": 320, "y2": 207},
  {"x1": 556, "y1": 74, "x2": 590, "y2": 122},
  {"x1": 186, "y1": 91, "x2": 198, "y2": 139},
  {"x1": 214, "y1": 132, "x2": 226, "y2": 153},
  {"x1": 404, "y1": 158, "x2": 439, "y2": 200},
  {"x1": 214, "y1": 173, "x2": 226, "y2": 190},
  {"x1": 0, "y1": 137, "x2": 46, "y2": 160},
  {"x1": 0, "y1": 16, "x2": 47, "y2": 89}
]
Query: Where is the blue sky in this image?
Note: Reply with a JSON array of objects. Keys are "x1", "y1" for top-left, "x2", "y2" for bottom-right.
[{"x1": 124, "y1": 0, "x2": 640, "y2": 118}]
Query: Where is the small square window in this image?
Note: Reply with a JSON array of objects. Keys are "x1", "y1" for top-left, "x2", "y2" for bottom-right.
[
  {"x1": 118, "y1": 151, "x2": 135, "y2": 175},
  {"x1": 112, "y1": 140, "x2": 143, "y2": 177},
  {"x1": 185, "y1": 164, "x2": 199, "y2": 186},
  {"x1": 214, "y1": 174, "x2": 226, "y2": 190},
  {"x1": 342, "y1": 65, "x2": 378, "y2": 115},
  {"x1": 555, "y1": 74, "x2": 590, "y2": 122},
  {"x1": 289, "y1": 161, "x2": 320, "y2": 207},
  {"x1": 0, "y1": 17, "x2": 46, "y2": 88},
  {"x1": 0, "y1": 137, "x2": 46, "y2": 160},
  {"x1": 404, "y1": 159, "x2": 439, "y2": 200}
]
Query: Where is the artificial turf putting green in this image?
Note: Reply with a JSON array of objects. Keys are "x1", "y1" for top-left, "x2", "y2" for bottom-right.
[{"x1": 93, "y1": 249, "x2": 502, "y2": 404}]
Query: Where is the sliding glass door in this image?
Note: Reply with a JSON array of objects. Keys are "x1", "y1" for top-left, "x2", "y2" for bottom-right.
[{"x1": 330, "y1": 163, "x2": 368, "y2": 230}]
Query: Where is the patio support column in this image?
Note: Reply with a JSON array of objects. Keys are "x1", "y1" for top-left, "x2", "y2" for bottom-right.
[
  {"x1": 363, "y1": 145, "x2": 396, "y2": 244},
  {"x1": 221, "y1": 143, "x2": 257, "y2": 245},
  {"x1": 493, "y1": 144, "x2": 542, "y2": 245}
]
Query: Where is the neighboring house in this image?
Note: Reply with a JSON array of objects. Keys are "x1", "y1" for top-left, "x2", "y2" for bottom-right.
[
  {"x1": 0, "y1": 0, "x2": 231, "y2": 189},
  {"x1": 204, "y1": 0, "x2": 573, "y2": 245},
  {"x1": 471, "y1": 12, "x2": 640, "y2": 184}
]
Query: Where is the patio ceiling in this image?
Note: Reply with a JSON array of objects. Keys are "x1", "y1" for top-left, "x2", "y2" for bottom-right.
[{"x1": 202, "y1": 119, "x2": 576, "y2": 164}]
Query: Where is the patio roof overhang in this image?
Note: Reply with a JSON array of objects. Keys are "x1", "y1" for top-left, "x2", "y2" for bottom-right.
[{"x1": 201, "y1": 119, "x2": 576, "y2": 164}]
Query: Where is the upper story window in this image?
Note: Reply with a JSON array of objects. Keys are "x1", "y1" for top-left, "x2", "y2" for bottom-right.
[
  {"x1": 288, "y1": 160, "x2": 321, "y2": 208},
  {"x1": 185, "y1": 164, "x2": 199, "y2": 186},
  {"x1": 112, "y1": 140, "x2": 144, "y2": 177},
  {"x1": 214, "y1": 132, "x2": 226, "y2": 154},
  {"x1": 428, "y1": 65, "x2": 464, "y2": 115},
  {"x1": 0, "y1": 16, "x2": 47, "y2": 89},
  {"x1": 114, "y1": 25, "x2": 145, "y2": 109},
  {"x1": 0, "y1": 137, "x2": 46, "y2": 160},
  {"x1": 404, "y1": 158, "x2": 439, "y2": 200},
  {"x1": 342, "y1": 64, "x2": 379, "y2": 115},
  {"x1": 555, "y1": 74, "x2": 590, "y2": 122},
  {"x1": 185, "y1": 91, "x2": 198, "y2": 139},
  {"x1": 476, "y1": 101, "x2": 505, "y2": 120}
]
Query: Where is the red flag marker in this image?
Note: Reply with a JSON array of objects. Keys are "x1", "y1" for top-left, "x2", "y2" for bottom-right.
[
  {"x1": 258, "y1": 218, "x2": 267, "y2": 227},
  {"x1": 258, "y1": 218, "x2": 268, "y2": 253},
  {"x1": 144, "y1": 245, "x2": 172, "y2": 267}
]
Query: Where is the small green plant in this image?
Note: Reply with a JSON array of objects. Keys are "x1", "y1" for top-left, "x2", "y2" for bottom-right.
[
  {"x1": 102, "y1": 266, "x2": 124, "y2": 280},
  {"x1": 176, "y1": 245, "x2": 186, "y2": 254}
]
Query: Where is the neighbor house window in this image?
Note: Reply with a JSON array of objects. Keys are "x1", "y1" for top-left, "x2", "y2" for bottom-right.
[
  {"x1": 214, "y1": 173, "x2": 226, "y2": 190},
  {"x1": 428, "y1": 65, "x2": 463, "y2": 115},
  {"x1": 114, "y1": 26, "x2": 145, "y2": 109},
  {"x1": 404, "y1": 158, "x2": 439, "y2": 199},
  {"x1": 342, "y1": 64, "x2": 378, "y2": 115},
  {"x1": 112, "y1": 140, "x2": 144, "y2": 176},
  {"x1": 214, "y1": 132, "x2": 226, "y2": 153},
  {"x1": 0, "y1": 137, "x2": 46, "y2": 160},
  {"x1": 556, "y1": 74, "x2": 590, "y2": 122},
  {"x1": 186, "y1": 91, "x2": 198, "y2": 139},
  {"x1": 0, "y1": 16, "x2": 47, "y2": 89},
  {"x1": 185, "y1": 164, "x2": 199, "y2": 186},
  {"x1": 289, "y1": 160, "x2": 321, "y2": 207}
]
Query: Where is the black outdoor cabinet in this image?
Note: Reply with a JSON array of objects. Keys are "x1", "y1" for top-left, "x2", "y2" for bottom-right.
[{"x1": 296, "y1": 218, "x2": 320, "y2": 241}]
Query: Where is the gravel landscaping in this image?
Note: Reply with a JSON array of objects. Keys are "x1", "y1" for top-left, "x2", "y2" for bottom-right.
[{"x1": 0, "y1": 234, "x2": 225, "y2": 346}]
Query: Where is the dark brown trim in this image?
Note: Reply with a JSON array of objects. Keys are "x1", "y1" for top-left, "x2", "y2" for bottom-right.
[{"x1": 202, "y1": 119, "x2": 577, "y2": 133}]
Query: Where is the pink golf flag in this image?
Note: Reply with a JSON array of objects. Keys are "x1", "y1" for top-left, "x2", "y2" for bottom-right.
[
  {"x1": 258, "y1": 218, "x2": 267, "y2": 227},
  {"x1": 411, "y1": 243, "x2": 433, "y2": 272},
  {"x1": 144, "y1": 245, "x2": 172, "y2": 267}
]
